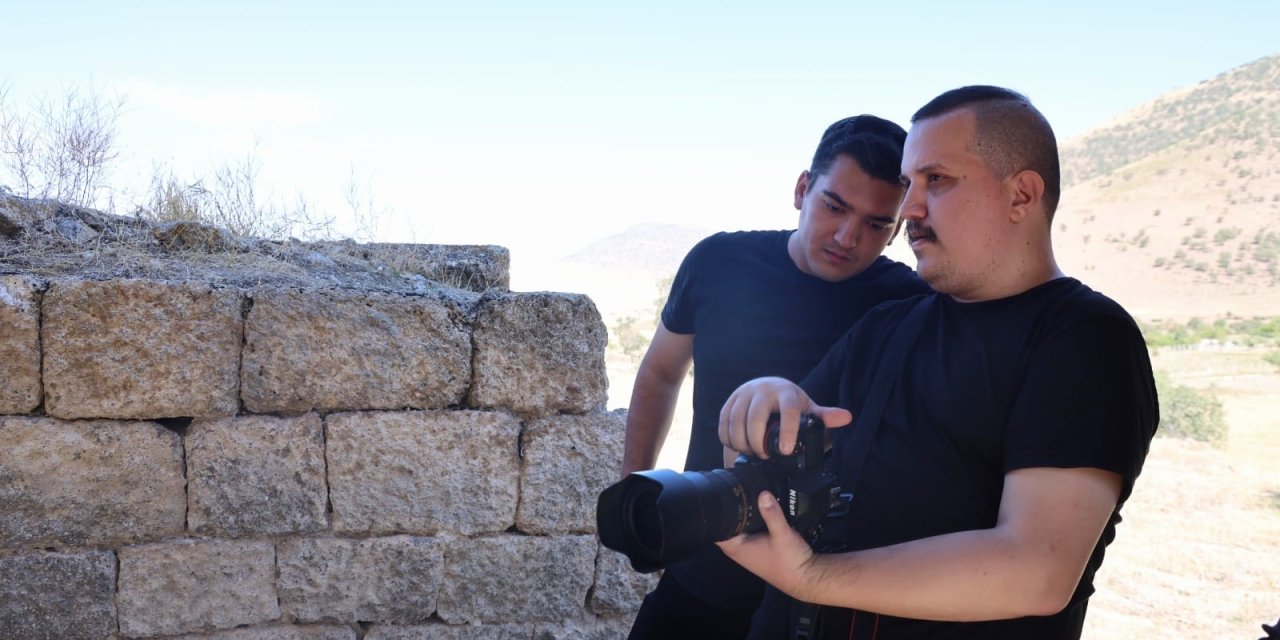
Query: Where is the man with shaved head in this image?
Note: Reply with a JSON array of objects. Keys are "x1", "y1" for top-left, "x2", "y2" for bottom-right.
[{"x1": 715, "y1": 86, "x2": 1158, "y2": 639}]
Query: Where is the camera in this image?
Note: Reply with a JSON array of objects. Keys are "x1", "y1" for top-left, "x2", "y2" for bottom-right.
[{"x1": 596, "y1": 414, "x2": 847, "y2": 573}]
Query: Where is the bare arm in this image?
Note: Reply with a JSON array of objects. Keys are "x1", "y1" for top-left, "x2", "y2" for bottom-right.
[
  {"x1": 718, "y1": 466, "x2": 1121, "y2": 620},
  {"x1": 620, "y1": 322, "x2": 693, "y2": 476}
]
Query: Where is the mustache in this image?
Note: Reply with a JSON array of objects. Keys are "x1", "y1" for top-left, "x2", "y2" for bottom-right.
[{"x1": 906, "y1": 222, "x2": 936, "y2": 242}]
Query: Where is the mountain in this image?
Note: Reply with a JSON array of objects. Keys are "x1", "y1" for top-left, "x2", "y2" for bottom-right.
[
  {"x1": 1054, "y1": 54, "x2": 1280, "y2": 319},
  {"x1": 562, "y1": 222, "x2": 713, "y2": 273},
  {"x1": 555, "y1": 55, "x2": 1280, "y2": 322}
]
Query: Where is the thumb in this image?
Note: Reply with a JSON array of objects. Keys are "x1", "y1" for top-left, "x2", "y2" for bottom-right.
[
  {"x1": 812, "y1": 405, "x2": 853, "y2": 429},
  {"x1": 757, "y1": 490, "x2": 791, "y2": 534}
]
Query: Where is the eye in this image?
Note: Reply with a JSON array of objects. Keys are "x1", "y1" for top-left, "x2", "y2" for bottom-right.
[
  {"x1": 927, "y1": 174, "x2": 945, "y2": 184},
  {"x1": 824, "y1": 199, "x2": 843, "y2": 213}
]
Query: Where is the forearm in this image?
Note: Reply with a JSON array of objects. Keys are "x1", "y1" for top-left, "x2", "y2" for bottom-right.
[
  {"x1": 620, "y1": 370, "x2": 682, "y2": 475},
  {"x1": 721, "y1": 468, "x2": 1119, "y2": 622},
  {"x1": 795, "y1": 527, "x2": 1081, "y2": 620}
]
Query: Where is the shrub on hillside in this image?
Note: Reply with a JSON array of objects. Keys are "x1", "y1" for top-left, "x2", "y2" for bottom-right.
[{"x1": 1155, "y1": 373, "x2": 1228, "y2": 446}]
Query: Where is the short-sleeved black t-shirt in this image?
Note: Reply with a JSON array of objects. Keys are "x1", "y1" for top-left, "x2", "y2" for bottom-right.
[
  {"x1": 746, "y1": 277, "x2": 1159, "y2": 639},
  {"x1": 662, "y1": 230, "x2": 930, "y2": 473}
]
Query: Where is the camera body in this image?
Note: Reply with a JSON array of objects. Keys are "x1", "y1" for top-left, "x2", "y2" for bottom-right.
[{"x1": 597, "y1": 414, "x2": 845, "y2": 573}]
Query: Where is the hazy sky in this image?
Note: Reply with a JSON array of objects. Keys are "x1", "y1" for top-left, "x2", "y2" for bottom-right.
[{"x1": 4, "y1": 1, "x2": 1278, "y2": 267}]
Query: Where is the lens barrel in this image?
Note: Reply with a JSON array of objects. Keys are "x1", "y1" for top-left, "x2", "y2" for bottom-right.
[{"x1": 596, "y1": 464, "x2": 781, "y2": 573}]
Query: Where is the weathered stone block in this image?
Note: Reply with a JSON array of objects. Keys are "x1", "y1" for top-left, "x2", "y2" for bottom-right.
[
  {"x1": 364, "y1": 243, "x2": 511, "y2": 292},
  {"x1": 241, "y1": 287, "x2": 471, "y2": 413},
  {"x1": 0, "y1": 275, "x2": 41, "y2": 414},
  {"x1": 468, "y1": 292, "x2": 607, "y2": 417},
  {"x1": 517, "y1": 410, "x2": 625, "y2": 534},
  {"x1": 278, "y1": 536, "x2": 444, "y2": 624},
  {"x1": 590, "y1": 549, "x2": 658, "y2": 614},
  {"x1": 437, "y1": 535, "x2": 596, "y2": 624},
  {"x1": 187, "y1": 414, "x2": 328, "y2": 537},
  {"x1": 118, "y1": 539, "x2": 279, "y2": 637},
  {"x1": 0, "y1": 550, "x2": 116, "y2": 640},
  {"x1": 172, "y1": 625, "x2": 357, "y2": 640},
  {"x1": 533, "y1": 615, "x2": 636, "y2": 640},
  {"x1": 42, "y1": 278, "x2": 242, "y2": 419},
  {"x1": 0, "y1": 417, "x2": 185, "y2": 548},
  {"x1": 327, "y1": 410, "x2": 520, "y2": 535},
  {"x1": 367, "y1": 623, "x2": 533, "y2": 640}
]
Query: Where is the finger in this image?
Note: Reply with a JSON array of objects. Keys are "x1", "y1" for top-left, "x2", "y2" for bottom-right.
[
  {"x1": 746, "y1": 391, "x2": 777, "y2": 459},
  {"x1": 775, "y1": 386, "x2": 809, "y2": 456},
  {"x1": 813, "y1": 405, "x2": 854, "y2": 429},
  {"x1": 724, "y1": 388, "x2": 753, "y2": 456}
]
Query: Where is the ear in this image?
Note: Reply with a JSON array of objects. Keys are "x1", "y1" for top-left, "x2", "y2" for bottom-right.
[
  {"x1": 794, "y1": 170, "x2": 811, "y2": 210},
  {"x1": 1008, "y1": 170, "x2": 1045, "y2": 223}
]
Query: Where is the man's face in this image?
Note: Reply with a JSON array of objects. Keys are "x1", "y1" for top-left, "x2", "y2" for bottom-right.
[
  {"x1": 899, "y1": 109, "x2": 1012, "y2": 300},
  {"x1": 787, "y1": 154, "x2": 905, "y2": 282}
]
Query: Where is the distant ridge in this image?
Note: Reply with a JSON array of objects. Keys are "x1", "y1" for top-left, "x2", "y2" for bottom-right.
[
  {"x1": 1062, "y1": 54, "x2": 1280, "y2": 186},
  {"x1": 1055, "y1": 53, "x2": 1280, "y2": 318},
  {"x1": 563, "y1": 223, "x2": 714, "y2": 272}
]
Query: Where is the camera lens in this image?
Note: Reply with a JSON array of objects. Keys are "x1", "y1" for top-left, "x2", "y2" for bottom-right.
[{"x1": 596, "y1": 465, "x2": 781, "y2": 573}]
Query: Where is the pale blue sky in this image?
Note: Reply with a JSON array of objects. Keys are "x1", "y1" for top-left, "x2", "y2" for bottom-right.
[{"x1": 4, "y1": 1, "x2": 1278, "y2": 265}]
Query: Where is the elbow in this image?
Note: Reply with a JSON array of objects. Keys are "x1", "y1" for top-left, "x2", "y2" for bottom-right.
[{"x1": 1017, "y1": 571, "x2": 1081, "y2": 617}]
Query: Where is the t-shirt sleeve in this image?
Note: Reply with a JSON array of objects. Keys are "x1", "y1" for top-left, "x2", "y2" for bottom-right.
[
  {"x1": 660, "y1": 237, "x2": 711, "y2": 335},
  {"x1": 1003, "y1": 315, "x2": 1158, "y2": 501}
]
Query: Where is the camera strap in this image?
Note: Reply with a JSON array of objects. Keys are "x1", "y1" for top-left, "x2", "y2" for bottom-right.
[
  {"x1": 793, "y1": 294, "x2": 935, "y2": 640},
  {"x1": 839, "y1": 294, "x2": 934, "y2": 496}
]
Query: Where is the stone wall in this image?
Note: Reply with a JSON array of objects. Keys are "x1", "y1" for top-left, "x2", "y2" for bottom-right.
[{"x1": 0, "y1": 270, "x2": 656, "y2": 640}]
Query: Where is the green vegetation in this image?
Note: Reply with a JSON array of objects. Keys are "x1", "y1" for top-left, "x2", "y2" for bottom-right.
[
  {"x1": 1140, "y1": 316, "x2": 1280, "y2": 348},
  {"x1": 1264, "y1": 351, "x2": 1280, "y2": 370},
  {"x1": 1156, "y1": 373, "x2": 1229, "y2": 445},
  {"x1": 1155, "y1": 373, "x2": 1228, "y2": 446}
]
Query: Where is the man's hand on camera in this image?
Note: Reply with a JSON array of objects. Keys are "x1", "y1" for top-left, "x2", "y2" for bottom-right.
[
  {"x1": 718, "y1": 376, "x2": 852, "y2": 458},
  {"x1": 717, "y1": 489, "x2": 818, "y2": 601}
]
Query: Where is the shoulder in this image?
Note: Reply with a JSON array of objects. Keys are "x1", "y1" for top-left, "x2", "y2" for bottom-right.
[{"x1": 1025, "y1": 279, "x2": 1148, "y2": 354}]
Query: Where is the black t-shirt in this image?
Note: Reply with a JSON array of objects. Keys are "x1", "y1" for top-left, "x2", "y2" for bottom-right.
[
  {"x1": 746, "y1": 277, "x2": 1159, "y2": 639},
  {"x1": 663, "y1": 230, "x2": 930, "y2": 473}
]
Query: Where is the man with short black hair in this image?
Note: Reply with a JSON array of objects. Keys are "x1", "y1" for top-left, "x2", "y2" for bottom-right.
[
  {"x1": 622, "y1": 114, "x2": 930, "y2": 639},
  {"x1": 716, "y1": 86, "x2": 1159, "y2": 639}
]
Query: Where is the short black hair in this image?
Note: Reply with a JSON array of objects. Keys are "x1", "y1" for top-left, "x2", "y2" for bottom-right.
[
  {"x1": 809, "y1": 114, "x2": 907, "y2": 186},
  {"x1": 912, "y1": 85, "x2": 1062, "y2": 220}
]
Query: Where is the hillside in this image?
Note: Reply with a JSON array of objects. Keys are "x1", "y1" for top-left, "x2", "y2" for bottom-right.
[{"x1": 1054, "y1": 54, "x2": 1280, "y2": 319}]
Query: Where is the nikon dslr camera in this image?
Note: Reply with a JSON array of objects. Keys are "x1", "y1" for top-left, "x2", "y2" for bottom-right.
[{"x1": 596, "y1": 414, "x2": 846, "y2": 572}]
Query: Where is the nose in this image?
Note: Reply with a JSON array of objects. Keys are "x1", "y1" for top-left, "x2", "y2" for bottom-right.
[
  {"x1": 901, "y1": 182, "x2": 925, "y2": 220},
  {"x1": 834, "y1": 218, "x2": 859, "y2": 248}
]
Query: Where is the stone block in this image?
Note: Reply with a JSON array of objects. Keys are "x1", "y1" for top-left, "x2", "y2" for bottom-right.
[
  {"x1": 241, "y1": 287, "x2": 471, "y2": 413},
  {"x1": 187, "y1": 414, "x2": 328, "y2": 537},
  {"x1": 590, "y1": 548, "x2": 658, "y2": 614},
  {"x1": 468, "y1": 292, "x2": 607, "y2": 417},
  {"x1": 366, "y1": 623, "x2": 533, "y2": 640},
  {"x1": 517, "y1": 410, "x2": 625, "y2": 534},
  {"x1": 0, "y1": 550, "x2": 116, "y2": 640},
  {"x1": 364, "y1": 243, "x2": 511, "y2": 292},
  {"x1": 278, "y1": 536, "x2": 444, "y2": 624},
  {"x1": 437, "y1": 535, "x2": 596, "y2": 624},
  {"x1": 0, "y1": 417, "x2": 185, "y2": 548},
  {"x1": 327, "y1": 410, "x2": 520, "y2": 535},
  {"x1": 118, "y1": 539, "x2": 279, "y2": 637},
  {"x1": 533, "y1": 615, "x2": 636, "y2": 640},
  {"x1": 0, "y1": 275, "x2": 41, "y2": 414},
  {"x1": 172, "y1": 625, "x2": 357, "y2": 640},
  {"x1": 42, "y1": 278, "x2": 242, "y2": 419}
]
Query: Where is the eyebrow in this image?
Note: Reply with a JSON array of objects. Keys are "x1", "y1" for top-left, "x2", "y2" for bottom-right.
[
  {"x1": 900, "y1": 162, "x2": 947, "y2": 186},
  {"x1": 822, "y1": 190, "x2": 897, "y2": 223}
]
